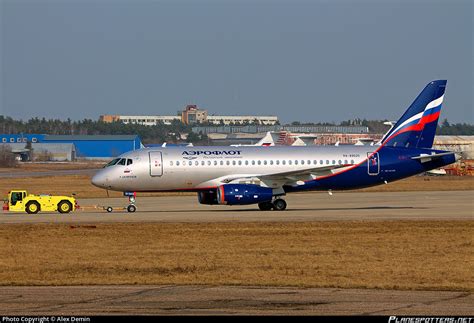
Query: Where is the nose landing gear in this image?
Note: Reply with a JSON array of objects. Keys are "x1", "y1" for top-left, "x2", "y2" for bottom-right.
[
  {"x1": 126, "y1": 193, "x2": 137, "y2": 213},
  {"x1": 104, "y1": 192, "x2": 137, "y2": 213}
]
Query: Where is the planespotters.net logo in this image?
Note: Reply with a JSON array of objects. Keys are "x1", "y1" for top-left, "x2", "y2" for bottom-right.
[{"x1": 388, "y1": 317, "x2": 473, "y2": 323}]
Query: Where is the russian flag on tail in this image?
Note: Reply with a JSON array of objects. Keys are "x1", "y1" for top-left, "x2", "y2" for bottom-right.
[{"x1": 381, "y1": 80, "x2": 446, "y2": 149}]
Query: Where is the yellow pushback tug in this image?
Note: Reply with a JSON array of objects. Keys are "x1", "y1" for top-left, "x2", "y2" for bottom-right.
[{"x1": 3, "y1": 190, "x2": 78, "y2": 214}]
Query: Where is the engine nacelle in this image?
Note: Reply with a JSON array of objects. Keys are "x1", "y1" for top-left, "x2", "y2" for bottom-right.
[
  {"x1": 197, "y1": 190, "x2": 218, "y2": 205},
  {"x1": 217, "y1": 184, "x2": 273, "y2": 205}
]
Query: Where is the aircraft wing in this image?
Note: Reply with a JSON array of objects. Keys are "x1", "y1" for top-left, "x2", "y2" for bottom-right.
[
  {"x1": 220, "y1": 164, "x2": 350, "y2": 186},
  {"x1": 411, "y1": 152, "x2": 456, "y2": 163}
]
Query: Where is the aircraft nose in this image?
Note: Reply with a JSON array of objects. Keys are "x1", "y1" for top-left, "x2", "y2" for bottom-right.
[{"x1": 91, "y1": 171, "x2": 108, "y2": 188}]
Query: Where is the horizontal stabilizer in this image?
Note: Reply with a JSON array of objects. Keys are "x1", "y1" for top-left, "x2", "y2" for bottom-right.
[{"x1": 411, "y1": 152, "x2": 456, "y2": 163}]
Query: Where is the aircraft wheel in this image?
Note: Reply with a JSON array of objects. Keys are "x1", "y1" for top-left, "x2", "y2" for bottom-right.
[
  {"x1": 127, "y1": 205, "x2": 136, "y2": 213},
  {"x1": 273, "y1": 199, "x2": 287, "y2": 211},
  {"x1": 258, "y1": 201, "x2": 273, "y2": 211},
  {"x1": 106, "y1": 207, "x2": 113, "y2": 213}
]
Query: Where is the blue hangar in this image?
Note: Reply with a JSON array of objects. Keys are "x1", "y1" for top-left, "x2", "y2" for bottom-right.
[
  {"x1": 0, "y1": 134, "x2": 143, "y2": 159},
  {"x1": 44, "y1": 135, "x2": 143, "y2": 159}
]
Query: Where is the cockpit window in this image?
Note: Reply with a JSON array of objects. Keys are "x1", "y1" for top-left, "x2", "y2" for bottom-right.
[
  {"x1": 117, "y1": 158, "x2": 127, "y2": 166},
  {"x1": 105, "y1": 158, "x2": 120, "y2": 167},
  {"x1": 127, "y1": 159, "x2": 133, "y2": 165}
]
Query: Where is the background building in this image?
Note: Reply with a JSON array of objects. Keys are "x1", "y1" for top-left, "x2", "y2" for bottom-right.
[
  {"x1": 99, "y1": 105, "x2": 279, "y2": 126},
  {"x1": 43, "y1": 135, "x2": 142, "y2": 159},
  {"x1": 99, "y1": 115, "x2": 181, "y2": 125},
  {"x1": 0, "y1": 134, "x2": 143, "y2": 160},
  {"x1": 181, "y1": 105, "x2": 208, "y2": 124},
  {"x1": 6, "y1": 143, "x2": 75, "y2": 161}
]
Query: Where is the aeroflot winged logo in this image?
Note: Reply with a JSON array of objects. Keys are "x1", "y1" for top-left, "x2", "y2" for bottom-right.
[{"x1": 182, "y1": 150, "x2": 242, "y2": 160}]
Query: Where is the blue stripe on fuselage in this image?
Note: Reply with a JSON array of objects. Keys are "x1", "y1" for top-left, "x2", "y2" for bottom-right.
[{"x1": 283, "y1": 147, "x2": 456, "y2": 193}]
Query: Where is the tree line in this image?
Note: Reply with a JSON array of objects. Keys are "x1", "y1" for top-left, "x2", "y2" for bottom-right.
[{"x1": 1, "y1": 116, "x2": 473, "y2": 145}]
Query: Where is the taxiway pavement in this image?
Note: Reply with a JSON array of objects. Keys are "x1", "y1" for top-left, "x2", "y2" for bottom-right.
[
  {"x1": 1, "y1": 190, "x2": 472, "y2": 224},
  {"x1": 0, "y1": 285, "x2": 472, "y2": 315}
]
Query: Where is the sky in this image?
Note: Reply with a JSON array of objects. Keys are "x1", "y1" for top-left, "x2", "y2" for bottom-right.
[{"x1": 0, "y1": 0, "x2": 472, "y2": 124}]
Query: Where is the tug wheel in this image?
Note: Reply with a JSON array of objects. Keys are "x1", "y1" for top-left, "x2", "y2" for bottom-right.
[
  {"x1": 58, "y1": 200, "x2": 72, "y2": 214},
  {"x1": 26, "y1": 201, "x2": 40, "y2": 214}
]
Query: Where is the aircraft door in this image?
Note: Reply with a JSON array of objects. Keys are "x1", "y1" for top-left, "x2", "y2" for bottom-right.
[
  {"x1": 149, "y1": 151, "x2": 163, "y2": 176},
  {"x1": 367, "y1": 152, "x2": 380, "y2": 175}
]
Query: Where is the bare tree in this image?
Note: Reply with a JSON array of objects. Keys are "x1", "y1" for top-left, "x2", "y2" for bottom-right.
[{"x1": 0, "y1": 146, "x2": 17, "y2": 168}]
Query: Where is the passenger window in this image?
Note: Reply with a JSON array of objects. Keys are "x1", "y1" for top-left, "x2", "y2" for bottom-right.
[
  {"x1": 295, "y1": 160, "x2": 298, "y2": 165},
  {"x1": 288, "y1": 160, "x2": 292, "y2": 165},
  {"x1": 332, "y1": 160, "x2": 336, "y2": 165},
  {"x1": 252, "y1": 160, "x2": 255, "y2": 165},
  {"x1": 338, "y1": 160, "x2": 342, "y2": 165},
  {"x1": 201, "y1": 161, "x2": 205, "y2": 166},
  {"x1": 258, "y1": 160, "x2": 261, "y2": 165},
  {"x1": 232, "y1": 160, "x2": 236, "y2": 166},
  {"x1": 301, "y1": 160, "x2": 305, "y2": 165},
  {"x1": 344, "y1": 160, "x2": 348, "y2": 165},
  {"x1": 269, "y1": 160, "x2": 273, "y2": 165},
  {"x1": 220, "y1": 161, "x2": 224, "y2": 166},
  {"x1": 176, "y1": 161, "x2": 180, "y2": 166},
  {"x1": 245, "y1": 160, "x2": 249, "y2": 166},
  {"x1": 189, "y1": 161, "x2": 192, "y2": 166},
  {"x1": 263, "y1": 160, "x2": 267, "y2": 165},
  {"x1": 238, "y1": 160, "x2": 242, "y2": 166},
  {"x1": 282, "y1": 160, "x2": 286, "y2": 165},
  {"x1": 351, "y1": 160, "x2": 355, "y2": 164},
  {"x1": 326, "y1": 160, "x2": 329, "y2": 165},
  {"x1": 195, "y1": 161, "x2": 199, "y2": 166},
  {"x1": 276, "y1": 160, "x2": 280, "y2": 165},
  {"x1": 170, "y1": 161, "x2": 174, "y2": 166},
  {"x1": 226, "y1": 161, "x2": 230, "y2": 165},
  {"x1": 320, "y1": 160, "x2": 323, "y2": 165},
  {"x1": 208, "y1": 161, "x2": 211, "y2": 166}
]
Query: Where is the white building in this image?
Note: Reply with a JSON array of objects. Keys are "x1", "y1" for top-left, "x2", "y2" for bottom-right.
[
  {"x1": 207, "y1": 115, "x2": 278, "y2": 125},
  {"x1": 118, "y1": 115, "x2": 181, "y2": 126},
  {"x1": 100, "y1": 113, "x2": 279, "y2": 126}
]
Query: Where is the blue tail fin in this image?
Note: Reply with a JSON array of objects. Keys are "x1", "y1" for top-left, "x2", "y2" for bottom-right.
[{"x1": 381, "y1": 80, "x2": 446, "y2": 149}]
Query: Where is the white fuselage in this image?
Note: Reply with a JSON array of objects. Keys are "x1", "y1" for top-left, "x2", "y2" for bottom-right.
[{"x1": 91, "y1": 145, "x2": 374, "y2": 192}]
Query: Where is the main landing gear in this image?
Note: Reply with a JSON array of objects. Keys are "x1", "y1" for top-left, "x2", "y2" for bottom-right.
[{"x1": 258, "y1": 198, "x2": 287, "y2": 211}]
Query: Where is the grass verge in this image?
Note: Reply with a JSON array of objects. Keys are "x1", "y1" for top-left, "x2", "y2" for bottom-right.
[{"x1": 0, "y1": 221, "x2": 472, "y2": 290}]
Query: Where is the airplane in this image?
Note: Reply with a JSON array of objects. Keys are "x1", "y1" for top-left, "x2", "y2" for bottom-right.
[{"x1": 92, "y1": 80, "x2": 459, "y2": 211}]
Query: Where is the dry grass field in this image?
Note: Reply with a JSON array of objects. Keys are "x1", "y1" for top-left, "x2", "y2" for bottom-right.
[
  {"x1": 0, "y1": 161, "x2": 104, "y2": 173},
  {"x1": 1, "y1": 174, "x2": 473, "y2": 199},
  {"x1": 0, "y1": 221, "x2": 472, "y2": 291}
]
